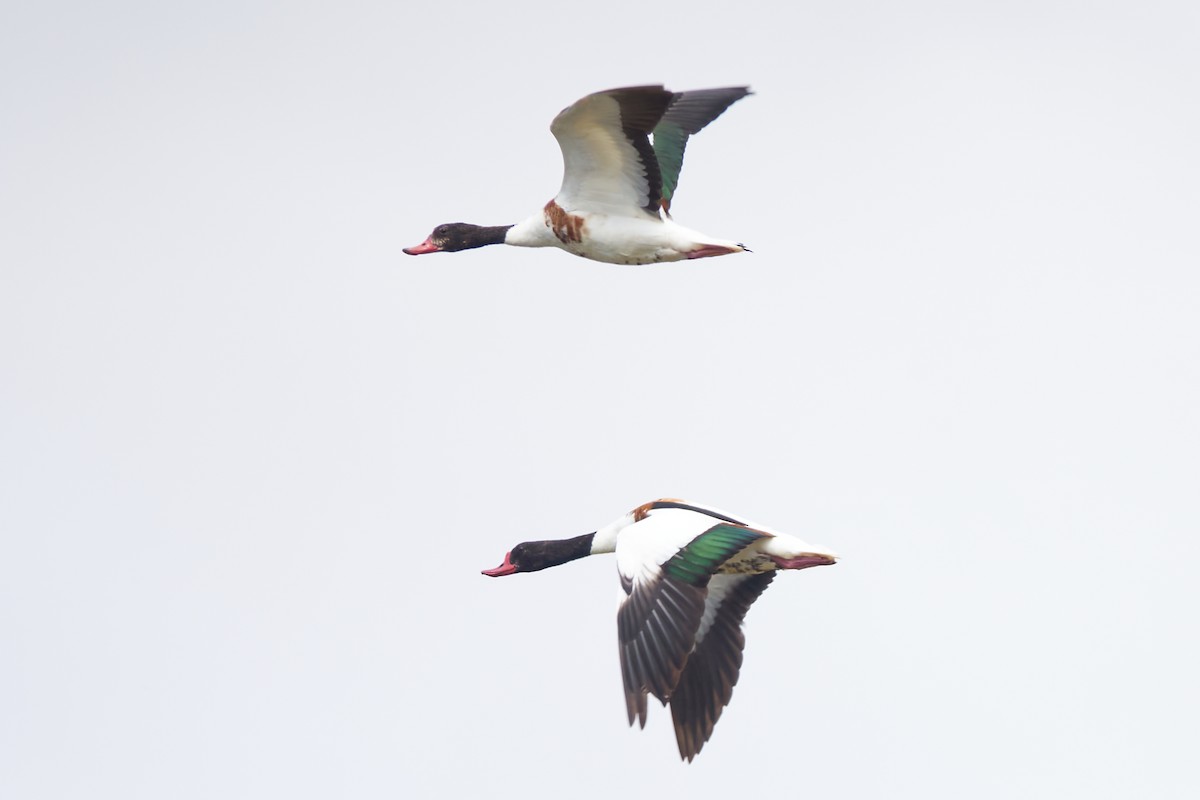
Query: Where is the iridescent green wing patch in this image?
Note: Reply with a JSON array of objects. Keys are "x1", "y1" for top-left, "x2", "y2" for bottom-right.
[
  {"x1": 651, "y1": 120, "x2": 689, "y2": 213},
  {"x1": 652, "y1": 87, "x2": 751, "y2": 213},
  {"x1": 663, "y1": 523, "x2": 767, "y2": 586}
]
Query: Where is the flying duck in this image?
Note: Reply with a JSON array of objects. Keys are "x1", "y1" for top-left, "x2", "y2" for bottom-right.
[
  {"x1": 404, "y1": 85, "x2": 752, "y2": 265},
  {"x1": 482, "y1": 499, "x2": 837, "y2": 761}
]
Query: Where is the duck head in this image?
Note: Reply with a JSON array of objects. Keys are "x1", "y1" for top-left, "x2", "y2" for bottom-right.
[
  {"x1": 482, "y1": 534, "x2": 595, "y2": 577},
  {"x1": 404, "y1": 223, "x2": 512, "y2": 255}
]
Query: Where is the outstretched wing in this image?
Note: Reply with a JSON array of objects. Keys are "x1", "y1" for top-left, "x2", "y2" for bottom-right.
[
  {"x1": 617, "y1": 516, "x2": 769, "y2": 730},
  {"x1": 669, "y1": 571, "x2": 775, "y2": 762},
  {"x1": 617, "y1": 562, "x2": 708, "y2": 728},
  {"x1": 550, "y1": 85, "x2": 673, "y2": 217},
  {"x1": 652, "y1": 87, "x2": 751, "y2": 214}
]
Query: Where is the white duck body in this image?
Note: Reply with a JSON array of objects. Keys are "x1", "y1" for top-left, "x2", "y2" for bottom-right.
[
  {"x1": 601, "y1": 500, "x2": 837, "y2": 579},
  {"x1": 505, "y1": 207, "x2": 746, "y2": 265}
]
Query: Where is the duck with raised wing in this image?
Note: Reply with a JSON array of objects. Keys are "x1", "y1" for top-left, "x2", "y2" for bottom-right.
[
  {"x1": 482, "y1": 499, "x2": 837, "y2": 761},
  {"x1": 404, "y1": 85, "x2": 752, "y2": 265}
]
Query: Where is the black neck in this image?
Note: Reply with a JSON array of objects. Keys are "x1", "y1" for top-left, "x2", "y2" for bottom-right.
[
  {"x1": 460, "y1": 224, "x2": 512, "y2": 250},
  {"x1": 518, "y1": 533, "x2": 595, "y2": 572}
]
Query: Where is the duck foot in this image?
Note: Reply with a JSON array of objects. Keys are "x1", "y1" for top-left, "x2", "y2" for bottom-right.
[
  {"x1": 686, "y1": 244, "x2": 743, "y2": 259},
  {"x1": 769, "y1": 554, "x2": 837, "y2": 571}
]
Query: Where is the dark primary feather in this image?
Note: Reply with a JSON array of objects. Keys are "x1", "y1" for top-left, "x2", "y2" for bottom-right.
[
  {"x1": 617, "y1": 573, "x2": 707, "y2": 728},
  {"x1": 605, "y1": 85, "x2": 674, "y2": 133},
  {"x1": 605, "y1": 86, "x2": 674, "y2": 215},
  {"x1": 670, "y1": 572, "x2": 775, "y2": 762}
]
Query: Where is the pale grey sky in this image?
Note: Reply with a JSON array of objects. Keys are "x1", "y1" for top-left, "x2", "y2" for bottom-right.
[{"x1": 2, "y1": 1, "x2": 1198, "y2": 798}]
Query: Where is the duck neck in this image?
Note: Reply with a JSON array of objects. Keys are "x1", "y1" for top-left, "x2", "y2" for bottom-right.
[
  {"x1": 588, "y1": 514, "x2": 630, "y2": 554},
  {"x1": 515, "y1": 533, "x2": 596, "y2": 573},
  {"x1": 465, "y1": 224, "x2": 513, "y2": 249},
  {"x1": 543, "y1": 533, "x2": 595, "y2": 567}
]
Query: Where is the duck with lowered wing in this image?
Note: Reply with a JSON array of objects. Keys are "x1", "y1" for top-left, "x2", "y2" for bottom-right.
[{"x1": 483, "y1": 498, "x2": 838, "y2": 761}]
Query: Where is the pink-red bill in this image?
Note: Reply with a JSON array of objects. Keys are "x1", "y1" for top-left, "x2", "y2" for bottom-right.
[
  {"x1": 402, "y1": 237, "x2": 440, "y2": 255},
  {"x1": 482, "y1": 551, "x2": 517, "y2": 577}
]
